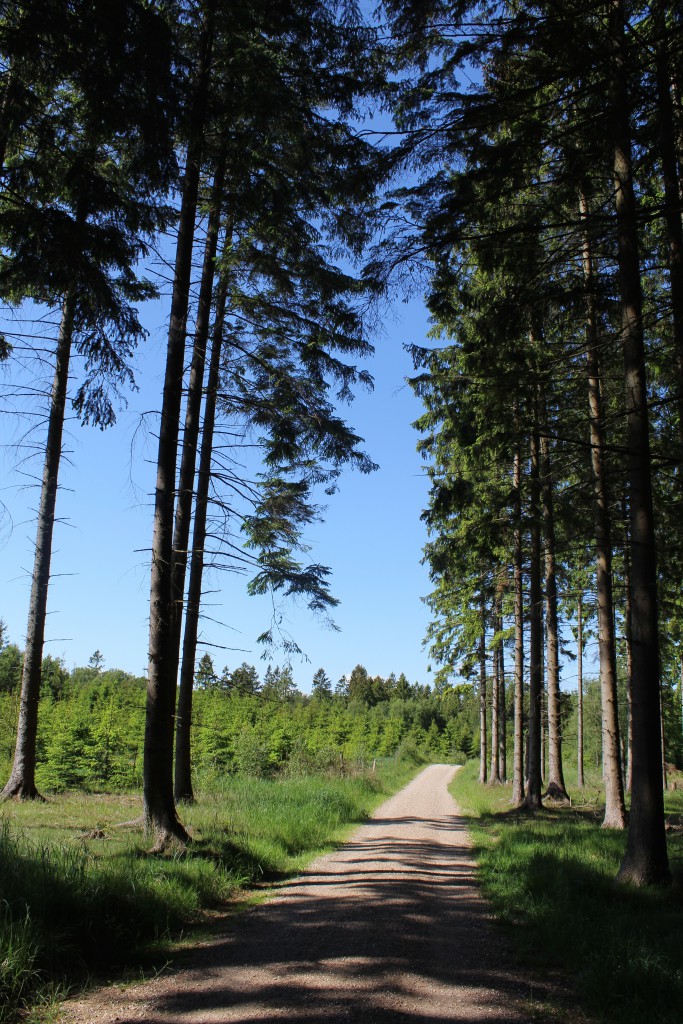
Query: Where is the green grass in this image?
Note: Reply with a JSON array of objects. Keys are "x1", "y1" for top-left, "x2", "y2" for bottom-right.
[
  {"x1": 451, "y1": 762, "x2": 683, "y2": 1024},
  {"x1": 0, "y1": 755, "x2": 423, "y2": 1023}
]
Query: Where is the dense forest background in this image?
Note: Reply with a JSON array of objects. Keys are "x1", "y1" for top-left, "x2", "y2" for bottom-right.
[{"x1": 2, "y1": 638, "x2": 679, "y2": 793}]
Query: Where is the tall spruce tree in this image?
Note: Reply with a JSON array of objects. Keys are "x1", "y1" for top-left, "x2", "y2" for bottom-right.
[
  {"x1": 0, "y1": 0, "x2": 176, "y2": 800},
  {"x1": 384, "y1": 0, "x2": 678, "y2": 872},
  {"x1": 145, "y1": 0, "x2": 384, "y2": 844}
]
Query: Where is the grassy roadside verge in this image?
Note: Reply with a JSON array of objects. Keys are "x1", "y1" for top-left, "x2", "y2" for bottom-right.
[
  {"x1": 0, "y1": 754, "x2": 424, "y2": 1023},
  {"x1": 450, "y1": 761, "x2": 683, "y2": 1024}
]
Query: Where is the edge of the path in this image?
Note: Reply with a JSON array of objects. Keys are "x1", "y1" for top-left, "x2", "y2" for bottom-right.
[{"x1": 58, "y1": 764, "x2": 574, "y2": 1024}]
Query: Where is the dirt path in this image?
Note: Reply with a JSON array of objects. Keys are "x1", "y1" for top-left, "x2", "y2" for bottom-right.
[{"x1": 61, "y1": 765, "x2": 547, "y2": 1024}]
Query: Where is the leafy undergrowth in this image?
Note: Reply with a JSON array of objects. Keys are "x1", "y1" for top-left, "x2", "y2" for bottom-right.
[
  {"x1": 451, "y1": 761, "x2": 683, "y2": 1024},
  {"x1": 0, "y1": 754, "x2": 424, "y2": 1023}
]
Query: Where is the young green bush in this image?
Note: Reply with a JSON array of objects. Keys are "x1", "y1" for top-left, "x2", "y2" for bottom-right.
[{"x1": 1, "y1": 664, "x2": 472, "y2": 793}]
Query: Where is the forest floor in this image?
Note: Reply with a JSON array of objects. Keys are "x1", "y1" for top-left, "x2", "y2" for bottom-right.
[{"x1": 59, "y1": 764, "x2": 566, "y2": 1024}]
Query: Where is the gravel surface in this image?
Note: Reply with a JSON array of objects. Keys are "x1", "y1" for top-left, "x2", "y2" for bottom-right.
[{"x1": 61, "y1": 764, "x2": 550, "y2": 1024}]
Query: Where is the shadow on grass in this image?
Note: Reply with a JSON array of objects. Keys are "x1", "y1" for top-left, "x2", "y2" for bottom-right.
[
  {"x1": 469, "y1": 806, "x2": 683, "y2": 1024},
  {"x1": 0, "y1": 847, "x2": 176, "y2": 982},
  {"x1": 185, "y1": 836, "x2": 294, "y2": 883},
  {"x1": 88, "y1": 798, "x2": 534, "y2": 1024}
]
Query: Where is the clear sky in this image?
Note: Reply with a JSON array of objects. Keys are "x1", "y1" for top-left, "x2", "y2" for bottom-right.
[{"x1": 0, "y1": 289, "x2": 438, "y2": 692}]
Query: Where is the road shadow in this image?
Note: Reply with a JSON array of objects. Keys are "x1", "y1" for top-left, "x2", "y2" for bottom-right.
[{"x1": 101, "y1": 808, "x2": 546, "y2": 1024}]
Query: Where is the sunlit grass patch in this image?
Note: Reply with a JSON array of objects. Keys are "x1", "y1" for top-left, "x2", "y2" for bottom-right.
[
  {"x1": 0, "y1": 755, "x2": 423, "y2": 1023},
  {"x1": 451, "y1": 761, "x2": 683, "y2": 1024}
]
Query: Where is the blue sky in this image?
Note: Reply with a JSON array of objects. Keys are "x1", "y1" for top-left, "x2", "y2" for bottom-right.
[{"x1": 0, "y1": 291, "x2": 438, "y2": 691}]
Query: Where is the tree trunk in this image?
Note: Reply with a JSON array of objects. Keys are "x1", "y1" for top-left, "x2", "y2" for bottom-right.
[
  {"x1": 0, "y1": 64, "x2": 17, "y2": 174},
  {"x1": 579, "y1": 185, "x2": 627, "y2": 829},
  {"x1": 489, "y1": 589, "x2": 501, "y2": 784},
  {"x1": 540, "y1": 681, "x2": 546, "y2": 787},
  {"x1": 670, "y1": 61, "x2": 683, "y2": 207},
  {"x1": 174, "y1": 270, "x2": 229, "y2": 803},
  {"x1": 653, "y1": 0, "x2": 683, "y2": 464},
  {"x1": 499, "y1": 609, "x2": 507, "y2": 782},
  {"x1": 171, "y1": 160, "x2": 225, "y2": 804},
  {"x1": 623, "y1": 512, "x2": 634, "y2": 793},
  {"x1": 680, "y1": 656, "x2": 683, "y2": 768},
  {"x1": 609, "y1": 0, "x2": 670, "y2": 885},
  {"x1": 541, "y1": 426, "x2": 569, "y2": 801},
  {"x1": 512, "y1": 441, "x2": 525, "y2": 807},
  {"x1": 144, "y1": 4, "x2": 214, "y2": 849},
  {"x1": 479, "y1": 592, "x2": 488, "y2": 785},
  {"x1": 661, "y1": 681, "x2": 667, "y2": 792},
  {"x1": 489, "y1": 637, "x2": 500, "y2": 784},
  {"x1": 1, "y1": 290, "x2": 77, "y2": 800},
  {"x1": 524, "y1": 395, "x2": 543, "y2": 811},
  {"x1": 577, "y1": 593, "x2": 585, "y2": 789}
]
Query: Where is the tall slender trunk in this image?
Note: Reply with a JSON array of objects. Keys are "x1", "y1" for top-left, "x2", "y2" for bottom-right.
[
  {"x1": 174, "y1": 272, "x2": 229, "y2": 803},
  {"x1": 512, "y1": 441, "x2": 525, "y2": 806},
  {"x1": 661, "y1": 683, "x2": 667, "y2": 791},
  {"x1": 489, "y1": 589, "x2": 501, "y2": 784},
  {"x1": 489, "y1": 638, "x2": 500, "y2": 783},
  {"x1": 171, "y1": 159, "x2": 225, "y2": 648},
  {"x1": 579, "y1": 186, "x2": 627, "y2": 828},
  {"x1": 609, "y1": 0, "x2": 669, "y2": 885},
  {"x1": 0, "y1": 64, "x2": 17, "y2": 174},
  {"x1": 144, "y1": 4, "x2": 215, "y2": 848},
  {"x1": 540, "y1": 598, "x2": 546, "y2": 785},
  {"x1": 671, "y1": 75, "x2": 683, "y2": 207},
  {"x1": 1, "y1": 291, "x2": 77, "y2": 799},
  {"x1": 679, "y1": 656, "x2": 683, "y2": 767},
  {"x1": 577, "y1": 593, "x2": 585, "y2": 789},
  {"x1": 525, "y1": 394, "x2": 543, "y2": 811},
  {"x1": 623, "y1": 511, "x2": 634, "y2": 793},
  {"x1": 541, "y1": 679, "x2": 546, "y2": 786},
  {"x1": 541, "y1": 426, "x2": 568, "y2": 801},
  {"x1": 171, "y1": 161, "x2": 226, "y2": 804},
  {"x1": 653, "y1": 1, "x2": 683, "y2": 463},
  {"x1": 656, "y1": 40, "x2": 682, "y2": 792},
  {"x1": 499, "y1": 609, "x2": 507, "y2": 781},
  {"x1": 479, "y1": 592, "x2": 488, "y2": 785}
]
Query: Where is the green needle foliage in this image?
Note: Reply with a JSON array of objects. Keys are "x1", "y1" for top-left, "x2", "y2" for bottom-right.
[{"x1": 380, "y1": 0, "x2": 683, "y2": 876}]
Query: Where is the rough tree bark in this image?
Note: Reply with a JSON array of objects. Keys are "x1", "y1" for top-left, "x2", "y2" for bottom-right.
[
  {"x1": 171, "y1": 159, "x2": 226, "y2": 804},
  {"x1": 489, "y1": 587, "x2": 501, "y2": 784},
  {"x1": 540, "y1": 677, "x2": 546, "y2": 786},
  {"x1": 577, "y1": 593, "x2": 585, "y2": 789},
  {"x1": 512, "y1": 440, "x2": 525, "y2": 807},
  {"x1": 0, "y1": 65, "x2": 17, "y2": 174},
  {"x1": 653, "y1": 0, "x2": 683, "y2": 462},
  {"x1": 623, "y1": 513, "x2": 633, "y2": 793},
  {"x1": 174, "y1": 270, "x2": 229, "y2": 804},
  {"x1": 144, "y1": 2, "x2": 215, "y2": 848},
  {"x1": 1, "y1": 289, "x2": 77, "y2": 799},
  {"x1": 524, "y1": 391, "x2": 543, "y2": 811},
  {"x1": 609, "y1": 0, "x2": 669, "y2": 885},
  {"x1": 498, "y1": 596, "x2": 507, "y2": 782},
  {"x1": 672, "y1": 8, "x2": 683, "y2": 199},
  {"x1": 479, "y1": 593, "x2": 488, "y2": 785},
  {"x1": 579, "y1": 186, "x2": 627, "y2": 829},
  {"x1": 541, "y1": 425, "x2": 569, "y2": 801}
]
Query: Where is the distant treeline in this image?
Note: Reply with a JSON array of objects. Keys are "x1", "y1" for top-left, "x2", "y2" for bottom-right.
[
  {"x1": 4, "y1": 643, "x2": 675, "y2": 796},
  {"x1": 0, "y1": 649, "x2": 480, "y2": 791}
]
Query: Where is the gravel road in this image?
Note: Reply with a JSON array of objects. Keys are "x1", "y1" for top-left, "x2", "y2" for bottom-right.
[{"x1": 61, "y1": 764, "x2": 548, "y2": 1024}]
